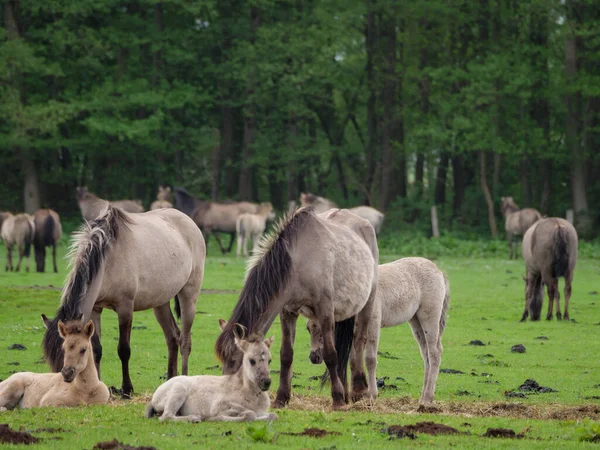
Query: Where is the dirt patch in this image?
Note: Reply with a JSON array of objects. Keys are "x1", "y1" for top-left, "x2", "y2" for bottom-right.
[
  {"x1": 284, "y1": 428, "x2": 340, "y2": 438},
  {"x1": 404, "y1": 422, "x2": 459, "y2": 435},
  {"x1": 377, "y1": 351, "x2": 399, "y2": 360},
  {"x1": 93, "y1": 439, "x2": 157, "y2": 450},
  {"x1": 511, "y1": 344, "x2": 526, "y2": 353},
  {"x1": 517, "y1": 379, "x2": 557, "y2": 393},
  {"x1": 7, "y1": 344, "x2": 26, "y2": 350},
  {"x1": 382, "y1": 425, "x2": 416, "y2": 440},
  {"x1": 535, "y1": 336, "x2": 549, "y2": 340},
  {"x1": 440, "y1": 368, "x2": 464, "y2": 374},
  {"x1": 469, "y1": 340, "x2": 485, "y2": 346},
  {"x1": 483, "y1": 428, "x2": 524, "y2": 439},
  {"x1": 32, "y1": 427, "x2": 66, "y2": 433},
  {"x1": 0, "y1": 424, "x2": 39, "y2": 445}
]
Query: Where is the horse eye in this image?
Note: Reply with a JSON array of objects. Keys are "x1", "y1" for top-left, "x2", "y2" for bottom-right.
[
  {"x1": 250, "y1": 359, "x2": 256, "y2": 366},
  {"x1": 268, "y1": 359, "x2": 272, "y2": 364},
  {"x1": 80, "y1": 348, "x2": 86, "y2": 354}
]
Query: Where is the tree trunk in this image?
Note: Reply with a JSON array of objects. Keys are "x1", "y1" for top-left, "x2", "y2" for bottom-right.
[
  {"x1": 479, "y1": 151, "x2": 498, "y2": 238},
  {"x1": 434, "y1": 153, "x2": 449, "y2": 206},
  {"x1": 365, "y1": 1, "x2": 378, "y2": 202},
  {"x1": 519, "y1": 157, "x2": 532, "y2": 206},
  {"x1": 210, "y1": 128, "x2": 221, "y2": 201},
  {"x1": 22, "y1": 153, "x2": 41, "y2": 214},
  {"x1": 451, "y1": 155, "x2": 466, "y2": 219}
]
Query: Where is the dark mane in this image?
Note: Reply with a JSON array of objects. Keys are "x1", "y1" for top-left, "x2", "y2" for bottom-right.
[
  {"x1": 42, "y1": 205, "x2": 129, "y2": 372},
  {"x1": 215, "y1": 207, "x2": 315, "y2": 363},
  {"x1": 174, "y1": 187, "x2": 210, "y2": 218}
]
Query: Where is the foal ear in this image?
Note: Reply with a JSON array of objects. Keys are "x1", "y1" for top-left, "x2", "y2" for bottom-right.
[
  {"x1": 264, "y1": 335, "x2": 275, "y2": 348},
  {"x1": 83, "y1": 320, "x2": 95, "y2": 338},
  {"x1": 41, "y1": 314, "x2": 51, "y2": 329},
  {"x1": 218, "y1": 318, "x2": 228, "y2": 331},
  {"x1": 232, "y1": 323, "x2": 247, "y2": 340},
  {"x1": 57, "y1": 321, "x2": 68, "y2": 339}
]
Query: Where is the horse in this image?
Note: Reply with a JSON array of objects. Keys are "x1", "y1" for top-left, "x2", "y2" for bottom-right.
[
  {"x1": 0, "y1": 318, "x2": 109, "y2": 410},
  {"x1": 299, "y1": 193, "x2": 385, "y2": 234},
  {"x1": 307, "y1": 257, "x2": 450, "y2": 405},
  {"x1": 174, "y1": 187, "x2": 261, "y2": 254},
  {"x1": 147, "y1": 321, "x2": 277, "y2": 422},
  {"x1": 151, "y1": 186, "x2": 173, "y2": 210},
  {"x1": 215, "y1": 207, "x2": 378, "y2": 410},
  {"x1": 236, "y1": 203, "x2": 275, "y2": 257},
  {"x1": 501, "y1": 196, "x2": 542, "y2": 259},
  {"x1": 33, "y1": 209, "x2": 63, "y2": 273},
  {"x1": 521, "y1": 217, "x2": 578, "y2": 322},
  {"x1": 1, "y1": 213, "x2": 35, "y2": 272},
  {"x1": 42, "y1": 202, "x2": 206, "y2": 398},
  {"x1": 76, "y1": 186, "x2": 144, "y2": 221}
]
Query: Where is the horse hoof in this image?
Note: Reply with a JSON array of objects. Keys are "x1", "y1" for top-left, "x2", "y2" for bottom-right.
[
  {"x1": 272, "y1": 396, "x2": 289, "y2": 409},
  {"x1": 546, "y1": 315, "x2": 552, "y2": 321},
  {"x1": 331, "y1": 401, "x2": 349, "y2": 411}
]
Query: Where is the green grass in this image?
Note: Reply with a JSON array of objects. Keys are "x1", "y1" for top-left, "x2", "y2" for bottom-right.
[{"x1": 0, "y1": 242, "x2": 599, "y2": 449}]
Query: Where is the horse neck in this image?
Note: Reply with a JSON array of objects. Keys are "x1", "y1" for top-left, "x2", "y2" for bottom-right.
[
  {"x1": 233, "y1": 366, "x2": 263, "y2": 396},
  {"x1": 74, "y1": 346, "x2": 100, "y2": 388}
]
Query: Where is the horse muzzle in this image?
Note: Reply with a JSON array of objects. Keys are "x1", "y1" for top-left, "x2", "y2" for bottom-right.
[
  {"x1": 309, "y1": 349, "x2": 323, "y2": 365},
  {"x1": 61, "y1": 367, "x2": 76, "y2": 383},
  {"x1": 260, "y1": 378, "x2": 272, "y2": 391}
]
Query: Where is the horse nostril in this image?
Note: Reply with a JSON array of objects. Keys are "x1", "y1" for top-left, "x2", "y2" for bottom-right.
[{"x1": 264, "y1": 379, "x2": 271, "y2": 388}]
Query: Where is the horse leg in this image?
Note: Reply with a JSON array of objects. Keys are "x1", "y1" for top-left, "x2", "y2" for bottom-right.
[
  {"x1": 273, "y1": 310, "x2": 298, "y2": 409},
  {"x1": 243, "y1": 234, "x2": 249, "y2": 257},
  {"x1": 116, "y1": 307, "x2": 134, "y2": 398},
  {"x1": 91, "y1": 307, "x2": 103, "y2": 377},
  {"x1": 5, "y1": 245, "x2": 12, "y2": 271},
  {"x1": 15, "y1": 245, "x2": 24, "y2": 272},
  {"x1": 153, "y1": 303, "x2": 181, "y2": 379},
  {"x1": 320, "y1": 314, "x2": 347, "y2": 410},
  {"x1": 553, "y1": 278, "x2": 562, "y2": 321},
  {"x1": 418, "y1": 314, "x2": 442, "y2": 405},
  {"x1": 226, "y1": 232, "x2": 235, "y2": 253},
  {"x1": 176, "y1": 286, "x2": 199, "y2": 376},
  {"x1": 545, "y1": 278, "x2": 555, "y2": 320},
  {"x1": 409, "y1": 317, "x2": 430, "y2": 404},
  {"x1": 236, "y1": 232, "x2": 243, "y2": 257},
  {"x1": 365, "y1": 317, "x2": 380, "y2": 400},
  {"x1": 158, "y1": 384, "x2": 199, "y2": 422},
  {"x1": 350, "y1": 287, "x2": 376, "y2": 402},
  {"x1": 211, "y1": 230, "x2": 227, "y2": 255},
  {"x1": 52, "y1": 243, "x2": 58, "y2": 273},
  {"x1": 564, "y1": 271, "x2": 573, "y2": 321}
]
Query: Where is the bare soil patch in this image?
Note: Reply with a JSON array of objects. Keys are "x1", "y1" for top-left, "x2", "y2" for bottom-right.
[
  {"x1": 93, "y1": 439, "x2": 157, "y2": 450},
  {"x1": 284, "y1": 428, "x2": 341, "y2": 438},
  {"x1": 483, "y1": 427, "x2": 524, "y2": 438},
  {"x1": 0, "y1": 424, "x2": 39, "y2": 445}
]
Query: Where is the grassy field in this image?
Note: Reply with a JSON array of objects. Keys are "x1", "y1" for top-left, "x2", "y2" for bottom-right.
[{"x1": 0, "y1": 241, "x2": 599, "y2": 449}]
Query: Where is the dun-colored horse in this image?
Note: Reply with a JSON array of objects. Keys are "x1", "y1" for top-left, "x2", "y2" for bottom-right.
[
  {"x1": 33, "y1": 209, "x2": 62, "y2": 273},
  {"x1": 215, "y1": 207, "x2": 378, "y2": 410},
  {"x1": 307, "y1": 257, "x2": 450, "y2": 405},
  {"x1": 42, "y1": 203, "x2": 205, "y2": 398},
  {"x1": 521, "y1": 217, "x2": 578, "y2": 321},
  {"x1": 0, "y1": 318, "x2": 109, "y2": 410},
  {"x1": 151, "y1": 186, "x2": 173, "y2": 210},
  {"x1": 1, "y1": 213, "x2": 35, "y2": 272},
  {"x1": 501, "y1": 196, "x2": 541, "y2": 259},
  {"x1": 236, "y1": 203, "x2": 275, "y2": 257},
  {"x1": 77, "y1": 186, "x2": 144, "y2": 221}
]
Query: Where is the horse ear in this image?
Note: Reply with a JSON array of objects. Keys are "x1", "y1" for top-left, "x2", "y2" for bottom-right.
[
  {"x1": 57, "y1": 321, "x2": 68, "y2": 339},
  {"x1": 218, "y1": 318, "x2": 228, "y2": 331},
  {"x1": 234, "y1": 336, "x2": 249, "y2": 353},
  {"x1": 83, "y1": 320, "x2": 95, "y2": 338},
  {"x1": 264, "y1": 335, "x2": 274, "y2": 348},
  {"x1": 41, "y1": 314, "x2": 51, "y2": 329},
  {"x1": 233, "y1": 323, "x2": 247, "y2": 340}
]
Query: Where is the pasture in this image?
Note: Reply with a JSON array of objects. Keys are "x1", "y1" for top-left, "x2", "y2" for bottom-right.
[{"x1": 0, "y1": 243, "x2": 599, "y2": 448}]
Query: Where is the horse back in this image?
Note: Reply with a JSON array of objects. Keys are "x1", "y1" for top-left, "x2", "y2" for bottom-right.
[{"x1": 523, "y1": 218, "x2": 577, "y2": 276}]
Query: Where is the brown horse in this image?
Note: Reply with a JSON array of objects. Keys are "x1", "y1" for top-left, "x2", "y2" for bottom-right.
[
  {"x1": 151, "y1": 186, "x2": 173, "y2": 210},
  {"x1": 501, "y1": 196, "x2": 541, "y2": 259},
  {"x1": 33, "y1": 209, "x2": 63, "y2": 273},
  {"x1": 42, "y1": 203, "x2": 205, "y2": 398},
  {"x1": 215, "y1": 207, "x2": 378, "y2": 410},
  {"x1": 521, "y1": 218, "x2": 578, "y2": 321},
  {"x1": 174, "y1": 187, "x2": 261, "y2": 254},
  {"x1": 77, "y1": 187, "x2": 144, "y2": 221},
  {"x1": 1, "y1": 213, "x2": 35, "y2": 272}
]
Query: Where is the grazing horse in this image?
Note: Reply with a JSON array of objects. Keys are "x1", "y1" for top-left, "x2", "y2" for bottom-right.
[
  {"x1": 521, "y1": 218, "x2": 578, "y2": 321},
  {"x1": 174, "y1": 187, "x2": 261, "y2": 254},
  {"x1": 0, "y1": 318, "x2": 109, "y2": 410},
  {"x1": 42, "y1": 203, "x2": 205, "y2": 398},
  {"x1": 501, "y1": 196, "x2": 541, "y2": 259},
  {"x1": 147, "y1": 322, "x2": 277, "y2": 423},
  {"x1": 151, "y1": 186, "x2": 173, "y2": 210},
  {"x1": 77, "y1": 186, "x2": 144, "y2": 221},
  {"x1": 215, "y1": 207, "x2": 378, "y2": 410},
  {"x1": 1, "y1": 213, "x2": 35, "y2": 272},
  {"x1": 33, "y1": 209, "x2": 63, "y2": 273},
  {"x1": 299, "y1": 193, "x2": 385, "y2": 234},
  {"x1": 236, "y1": 202, "x2": 275, "y2": 257},
  {"x1": 307, "y1": 257, "x2": 450, "y2": 405}
]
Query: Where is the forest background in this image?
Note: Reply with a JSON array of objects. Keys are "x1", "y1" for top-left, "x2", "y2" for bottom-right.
[{"x1": 1, "y1": 0, "x2": 599, "y2": 242}]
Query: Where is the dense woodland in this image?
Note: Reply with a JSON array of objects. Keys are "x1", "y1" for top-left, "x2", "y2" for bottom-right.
[{"x1": 1, "y1": 0, "x2": 599, "y2": 238}]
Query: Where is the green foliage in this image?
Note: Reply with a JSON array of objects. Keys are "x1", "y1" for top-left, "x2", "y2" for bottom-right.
[
  {"x1": 576, "y1": 422, "x2": 600, "y2": 443},
  {"x1": 245, "y1": 422, "x2": 274, "y2": 443}
]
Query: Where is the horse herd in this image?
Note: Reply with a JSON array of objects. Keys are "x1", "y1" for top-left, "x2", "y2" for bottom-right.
[{"x1": 0, "y1": 188, "x2": 578, "y2": 423}]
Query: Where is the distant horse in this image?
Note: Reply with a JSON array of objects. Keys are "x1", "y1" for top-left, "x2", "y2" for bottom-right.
[
  {"x1": 501, "y1": 196, "x2": 541, "y2": 259},
  {"x1": 147, "y1": 321, "x2": 277, "y2": 423},
  {"x1": 521, "y1": 218, "x2": 578, "y2": 321},
  {"x1": 299, "y1": 193, "x2": 385, "y2": 234},
  {"x1": 236, "y1": 203, "x2": 275, "y2": 257},
  {"x1": 0, "y1": 211, "x2": 11, "y2": 235},
  {"x1": 42, "y1": 203, "x2": 205, "y2": 398},
  {"x1": 174, "y1": 187, "x2": 261, "y2": 254},
  {"x1": 307, "y1": 257, "x2": 450, "y2": 405},
  {"x1": 151, "y1": 186, "x2": 173, "y2": 210},
  {"x1": 0, "y1": 318, "x2": 109, "y2": 410},
  {"x1": 1, "y1": 213, "x2": 35, "y2": 272},
  {"x1": 76, "y1": 186, "x2": 144, "y2": 221},
  {"x1": 215, "y1": 207, "x2": 378, "y2": 410},
  {"x1": 33, "y1": 209, "x2": 63, "y2": 273}
]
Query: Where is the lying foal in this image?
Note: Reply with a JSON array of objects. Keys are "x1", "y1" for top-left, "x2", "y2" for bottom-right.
[
  {"x1": 146, "y1": 322, "x2": 277, "y2": 422},
  {"x1": 0, "y1": 318, "x2": 109, "y2": 409}
]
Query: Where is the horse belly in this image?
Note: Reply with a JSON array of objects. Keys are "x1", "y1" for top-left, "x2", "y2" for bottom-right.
[{"x1": 331, "y1": 249, "x2": 375, "y2": 322}]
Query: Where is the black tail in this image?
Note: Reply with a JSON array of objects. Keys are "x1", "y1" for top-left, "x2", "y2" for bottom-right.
[
  {"x1": 319, "y1": 316, "x2": 356, "y2": 389},
  {"x1": 43, "y1": 214, "x2": 55, "y2": 246},
  {"x1": 530, "y1": 274, "x2": 544, "y2": 321},
  {"x1": 174, "y1": 295, "x2": 181, "y2": 320},
  {"x1": 551, "y1": 227, "x2": 570, "y2": 278}
]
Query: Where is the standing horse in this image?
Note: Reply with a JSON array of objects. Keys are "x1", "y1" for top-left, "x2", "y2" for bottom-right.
[
  {"x1": 307, "y1": 257, "x2": 450, "y2": 405},
  {"x1": 521, "y1": 217, "x2": 578, "y2": 321},
  {"x1": 33, "y1": 209, "x2": 63, "y2": 273},
  {"x1": 236, "y1": 202, "x2": 275, "y2": 257},
  {"x1": 77, "y1": 186, "x2": 144, "y2": 221},
  {"x1": 151, "y1": 186, "x2": 173, "y2": 210},
  {"x1": 42, "y1": 203, "x2": 205, "y2": 398},
  {"x1": 501, "y1": 196, "x2": 541, "y2": 259},
  {"x1": 174, "y1": 187, "x2": 261, "y2": 254},
  {"x1": 299, "y1": 193, "x2": 385, "y2": 234},
  {"x1": 1, "y1": 213, "x2": 35, "y2": 272},
  {"x1": 215, "y1": 207, "x2": 378, "y2": 410}
]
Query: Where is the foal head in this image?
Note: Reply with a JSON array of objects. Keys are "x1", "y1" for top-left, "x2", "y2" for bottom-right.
[
  {"x1": 500, "y1": 196, "x2": 519, "y2": 217},
  {"x1": 306, "y1": 319, "x2": 324, "y2": 365},
  {"x1": 55, "y1": 319, "x2": 95, "y2": 382}
]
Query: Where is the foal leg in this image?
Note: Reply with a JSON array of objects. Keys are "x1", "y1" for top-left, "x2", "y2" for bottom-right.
[
  {"x1": 236, "y1": 233, "x2": 243, "y2": 257},
  {"x1": 350, "y1": 288, "x2": 377, "y2": 401},
  {"x1": 116, "y1": 306, "x2": 134, "y2": 398},
  {"x1": 274, "y1": 310, "x2": 298, "y2": 408},
  {"x1": 365, "y1": 317, "x2": 381, "y2": 400},
  {"x1": 226, "y1": 232, "x2": 235, "y2": 253},
  {"x1": 409, "y1": 317, "x2": 430, "y2": 404},
  {"x1": 153, "y1": 303, "x2": 181, "y2": 379},
  {"x1": 91, "y1": 307, "x2": 103, "y2": 377},
  {"x1": 417, "y1": 313, "x2": 442, "y2": 405},
  {"x1": 564, "y1": 271, "x2": 573, "y2": 321}
]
